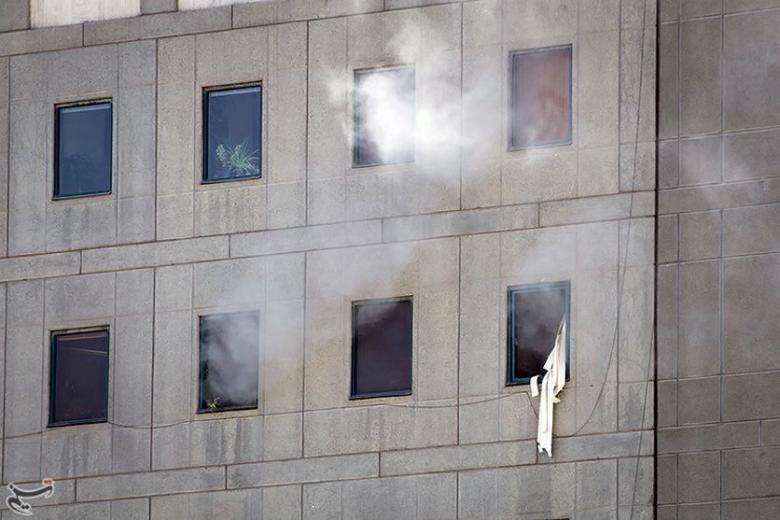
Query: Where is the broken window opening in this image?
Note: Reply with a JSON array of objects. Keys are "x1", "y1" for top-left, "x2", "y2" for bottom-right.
[
  {"x1": 507, "y1": 281, "x2": 571, "y2": 386},
  {"x1": 198, "y1": 311, "x2": 260, "y2": 413},
  {"x1": 351, "y1": 297, "x2": 413, "y2": 399},
  {"x1": 353, "y1": 66, "x2": 416, "y2": 167}
]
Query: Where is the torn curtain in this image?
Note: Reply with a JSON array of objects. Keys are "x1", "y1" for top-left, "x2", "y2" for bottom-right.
[{"x1": 530, "y1": 319, "x2": 566, "y2": 457}]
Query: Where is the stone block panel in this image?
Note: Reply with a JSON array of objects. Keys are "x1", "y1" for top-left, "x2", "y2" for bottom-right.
[
  {"x1": 723, "y1": 203, "x2": 780, "y2": 256},
  {"x1": 0, "y1": 252, "x2": 80, "y2": 282},
  {"x1": 722, "y1": 446, "x2": 780, "y2": 499},
  {"x1": 723, "y1": 255, "x2": 780, "y2": 373},
  {"x1": 659, "y1": 178, "x2": 780, "y2": 214},
  {"x1": 84, "y1": 7, "x2": 231, "y2": 45},
  {"x1": 82, "y1": 236, "x2": 229, "y2": 273},
  {"x1": 657, "y1": 422, "x2": 760, "y2": 454},
  {"x1": 381, "y1": 440, "x2": 537, "y2": 476},
  {"x1": 382, "y1": 204, "x2": 538, "y2": 243},
  {"x1": 231, "y1": 221, "x2": 381, "y2": 258},
  {"x1": 679, "y1": 18, "x2": 721, "y2": 135},
  {"x1": 228, "y1": 453, "x2": 379, "y2": 488},
  {"x1": 678, "y1": 451, "x2": 720, "y2": 503},
  {"x1": 723, "y1": 10, "x2": 780, "y2": 130},
  {"x1": 0, "y1": 24, "x2": 82, "y2": 58},
  {"x1": 722, "y1": 372, "x2": 780, "y2": 421},
  {"x1": 77, "y1": 467, "x2": 226, "y2": 501}
]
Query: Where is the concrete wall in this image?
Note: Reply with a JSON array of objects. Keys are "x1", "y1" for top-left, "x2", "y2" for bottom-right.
[
  {"x1": 656, "y1": 1, "x2": 780, "y2": 519},
  {"x1": 0, "y1": 0, "x2": 656, "y2": 518}
]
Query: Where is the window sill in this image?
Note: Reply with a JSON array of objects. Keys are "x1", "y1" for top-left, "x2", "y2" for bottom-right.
[
  {"x1": 200, "y1": 174, "x2": 262, "y2": 186},
  {"x1": 51, "y1": 190, "x2": 113, "y2": 202},
  {"x1": 47, "y1": 417, "x2": 108, "y2": 429}
]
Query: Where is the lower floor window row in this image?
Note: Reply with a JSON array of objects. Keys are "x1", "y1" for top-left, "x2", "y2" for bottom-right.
[{"x1": 47, "y1": 282, "x2": 570, "y2": 427}]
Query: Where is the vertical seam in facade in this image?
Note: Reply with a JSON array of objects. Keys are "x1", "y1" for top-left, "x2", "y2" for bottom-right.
[
  {"x1": 304, "y1": 21, "x2": 310, "y2": 226},
  {"x1": 456, "y1": 238, "x2": 461, "y2": 446},
  {"x1": 193, "y1": 34, "x2": 199, "y2": 238},
  {"x1": 110, "y1": 272, "x2": 118, "y2": 470},
  {"x1": 499, "y1": 0, "x2": 505, "y2": 206},
  {"x1": 616, "y1": 0, "x2": 625, "y2": 508},
  {"x1": 114, "y1": 46, "x2": 120, "y2": 244},
  {"x1": 264, "y1": 28, "x2": 270, "y2": 230},
  {"x1": 300, "y1": 252, "x2": 307, "y2": 457},
  {"x1": 188, "y1": 261, "x2": 195, "y2": 466},
  {"x1": 1, "y1": 282, "x2": 8, "y2": 485},
  {"x1": 4, "y1": 58, "x2": 9, "y2": 258},
  {"x1": 458, "y1": 1, "x2": 463, "y2": 211},
  {"x1": 616, "y1": 0, "x2": 622, "y2": 439},
  {"x1": 149, "y1": 268, "x2": 157, "y2": 471},
  {"x1": 654, "y1": 0, "x2": 662, "y2": 516},
  {"x1": 38, "y1": 280, "x2": 46, "y2": 481},
  {"x1": 154, "y1": 38, "x2": 159, "y2": 242}
]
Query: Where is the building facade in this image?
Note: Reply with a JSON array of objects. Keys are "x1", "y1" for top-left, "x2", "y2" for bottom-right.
[
  {"x1": 0, "y1": 0, "x2": 774, "y2": 519},
  {"x1": 655, "y1": 1, "x2": 780, "y2": 518}
]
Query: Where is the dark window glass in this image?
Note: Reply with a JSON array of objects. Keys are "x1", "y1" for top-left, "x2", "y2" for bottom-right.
[
  {"x1": 507, "y1": 282, "x2": 570, "y2": 385},
  {"x1": 351, "y1": 298, "x2": 413, "y2": 399},
  {"x1": 55, "y1": 102, "x2": 112, "y2": 198},
  {"x1": 49, "y1": 330, "x2": 109, "y2": 426},
  {"x1": 199, "y1": 312, "x2": 259, "y2": 413},
  {"x1": 510, "y1": 46, "x2": 572, "y2": 149},
  {"x1": 203, "y1": 85, "x2": 262, "y2": 182},
  {"x1": 353, "y1": 67, "x2": 415, "y2": 167}
]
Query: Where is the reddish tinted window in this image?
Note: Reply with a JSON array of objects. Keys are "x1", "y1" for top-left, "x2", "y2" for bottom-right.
[
  {"x1": 49, "y1": 330, "x2": 109, "y2": 426},
  {"x1": 508, "y1": 282, "x2": 570, "y2": 384},
  {"x1": 351, "y1": 298, "x2": 413, "y2": 398},
  {"x1": 353, "y1": 67, "x2": 415, "y2": 167},
  {"x1": 199, "y1": 312, "x2": 260, "y2": 413},
  {"x1": 510, "y1": 46, "x2": 572, "y2": 149}
]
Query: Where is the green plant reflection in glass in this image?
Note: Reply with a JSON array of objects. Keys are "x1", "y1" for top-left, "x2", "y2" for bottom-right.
[{"x1": 215, "y1": 139, "x2": 260, "y2": 178}]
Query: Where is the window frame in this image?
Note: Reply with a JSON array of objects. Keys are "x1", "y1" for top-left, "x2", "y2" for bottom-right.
[
  {"x1": 202, "y1": 82, "x2": 263, "y2": 185},
  {"x1": 352, "y1": 65, "x2": 416, "y2": 168},
  {"x1": 48, "y1": 327, "x2": 110, "y2": 428},
  {"x1": 53, "y1": 99, "x2": 113, "y2": 200},
  {"x1": 508, "y1": 44, "x2": 573, "y2": 151},
  {"x1": 350, "y1": 296, "x2": 414, "y2": 400},
  {"x1": 506, "y1": 281, "x2": 571, "y2": 386},
  {"x1": 197, "y1": 310, "x2": 261, "y2": 414}
]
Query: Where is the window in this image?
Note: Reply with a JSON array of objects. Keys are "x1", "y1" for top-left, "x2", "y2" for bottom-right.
[
  {"x1": 49, "y1": 329, "x2": 109, "y2": 426},
  {"x1": 198, "y1": 312, "x2": 260, "y2": 413},
  {"x1": 510, "y1": 46, "x2": 572, "y2": 149},
  {"x1": 203, "y1": 85, "x2": 262, "y2": 183},
  {"x1": 507, "y1": 282, "x2": 570, "y2": 385},
  {"x1": 353, "y1": 66, "x2": 415, "y2": 167},
  {"x1": 351, "y1": 298, "x2": 413, "y2": 399},
  {"x1": 54, "y1": 101, "x2": 112, "y2": 199}
]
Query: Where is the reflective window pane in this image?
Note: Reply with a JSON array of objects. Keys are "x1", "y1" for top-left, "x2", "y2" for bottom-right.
[
  {"x1": 199, "y1": 312, "x2": 260, "y2": 413},
  {"x1": 55, "y1": 102, "x2": 112, "y2": 198},
  {"x1": 204, "y1": 86, "x2": 262, "y2": 182},
  {"x1": 50, "y1": 330, "x2": 109, "y2": 426},
  {"x1": 510, "y1": 46, "x2": 572, "y2": 149},
  {"x1": 353, "y1": 67, "x2": 415, "y2": 167},
  {"x1": 508, "y1": 283, "x2": 570, "y2": 384},
  {"x1": 351, "y1": 298, "x2": 413, "y2": 398}
]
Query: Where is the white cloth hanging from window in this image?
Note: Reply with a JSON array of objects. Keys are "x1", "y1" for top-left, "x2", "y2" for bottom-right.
[{"x1": 530, "y1": 319, "x2": 567, "y2": 457}]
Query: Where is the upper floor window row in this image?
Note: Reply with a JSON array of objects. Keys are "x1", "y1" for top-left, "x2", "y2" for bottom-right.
[{"x1": 53, "y1": 45, "x2": 572, "y2": 198}]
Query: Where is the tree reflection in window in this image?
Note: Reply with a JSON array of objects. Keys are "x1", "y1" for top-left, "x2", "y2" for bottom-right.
[{"x1": 203, "y1": 85, "x2": 262, "y2": 183}]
